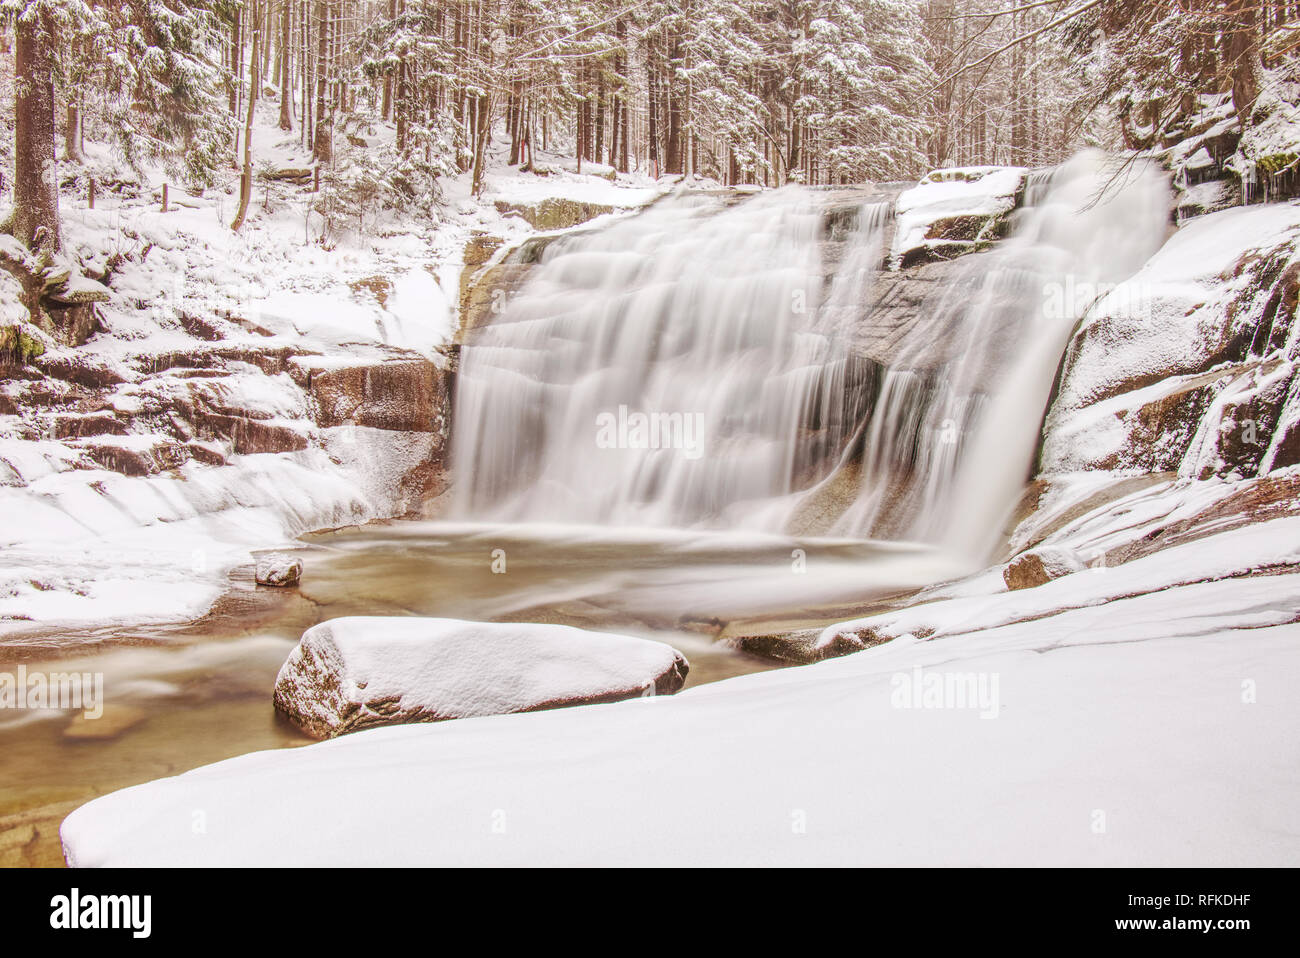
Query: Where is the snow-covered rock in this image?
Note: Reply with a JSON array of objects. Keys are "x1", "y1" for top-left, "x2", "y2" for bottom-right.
[
  {"x1": 255, "y1": 553, "x2": 302, "y2": 587},
  {"x1": 1003, "y1": 546, "x2": 1086, "y2": 590},
  {"x1": 890, "y1": 166, "x2": 1028, "y2": 268},
  {"x1": 272, "y1": 617, "x2": 690, "y2": 738},
  {"x1": 1042, "y1": 202, "x2": 1300, "y2": 477}
]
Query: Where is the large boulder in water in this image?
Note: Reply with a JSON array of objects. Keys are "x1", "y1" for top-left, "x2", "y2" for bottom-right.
[{"x1": 274, "y1": 616, "x2": 690, "y2": 739}]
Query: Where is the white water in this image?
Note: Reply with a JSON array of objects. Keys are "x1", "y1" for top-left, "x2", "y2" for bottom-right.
[
  {"x1": 452, "y1": 153, "x2": 1169, "y2": 566},
  {"x1": 452, "y1": 189, "x2": 867, "y2": 527}
]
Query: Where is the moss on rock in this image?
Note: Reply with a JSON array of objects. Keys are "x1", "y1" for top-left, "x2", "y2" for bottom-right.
[{"x1": 0, "y1": 325, "x2": 46, "y2": 365}]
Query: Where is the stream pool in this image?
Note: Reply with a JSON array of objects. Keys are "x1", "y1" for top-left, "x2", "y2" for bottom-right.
[{"x1": 0, "y1": 519, "x2": 953, "y2": 865}]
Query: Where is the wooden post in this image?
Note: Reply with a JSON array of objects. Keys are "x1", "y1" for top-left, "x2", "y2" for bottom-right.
[
  {"x1": 161, "y1": 183, "x2": 169, "y2": 212},
  {"x1": 88, "y1": 178, "x2": 96, "y2": 210},
  {"x1": 313, "y1": 165, "x2": 320, "y2": 192}
]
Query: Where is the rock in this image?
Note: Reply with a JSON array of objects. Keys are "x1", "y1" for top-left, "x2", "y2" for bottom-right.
[
  {"x1": 295, "y1": 354, "x2": 450, "y2": 434},
  {"x1": 261, "y1": 167, "x2": 313, "y2": 185},
  {"x1": 51, "y1": 413, "x2": 130, "y2": 439},
  {"x1": 273, "y1": 616, "x2": 690, "y2": 738},
  {"x1": 45, "y1": 272, "x2": 111, "y2": 306},
  {"x1": 62, "y1": 705, "x2": 148, "y2": 741},
  {"x1": 493, "y1": 197, "x2": 616, "y2": 231},
  {"x1": 256, "y1": 553, "x2": 303, "y2": 587},
  {"x1": 186, "y1": 440, "x2": 227, "y2": 466},
  {"x1": 890, "y1": 166, "x2": 1028, "y2": 268},
  {"x1": 730, "y1": 627, "x2": 871, "y2": 664},
  {"x1": 458, "y1": 261, "x2": 532, "y2": 336},
  {"x1": 462, "y1": 233, "x2": 504, "y2": 268},
  {"x1": 33, "y1": 354, "x2": 128, "y2": 389},
  {"x1": 43, "y1": 301, "x2": 103, "y2": 347},
  {"x1": 1004, "y1": 546, "x2": 1086, "y2": 590},
  {"x1": 348, "y1": 275, "x2": 393, "y2": 308},
  {"x1": 76, "y1": 435, "x2": 189, "y2": 476},
  {"x1": 193, "y1": 412, "x2": 309, "y2": 455}
]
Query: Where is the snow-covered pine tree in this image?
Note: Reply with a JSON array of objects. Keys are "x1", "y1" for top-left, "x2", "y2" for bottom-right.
[{"x1": 95, "y1": 0, "x2": 235, "y2": 188}]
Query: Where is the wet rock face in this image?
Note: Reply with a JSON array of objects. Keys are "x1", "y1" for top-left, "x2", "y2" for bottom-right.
[
  {"x1": 78, "y1": 437, "x2": 190, "y2": 476},
  {"x1": 298, "y1": 356, "x2": 450, "y2": 434},
  {"x1": 273, "y1": 616, "x2": 690, "y2": 739},
  {"x1": 729, "y1": 627, "x2": 872, "y2": 664}
]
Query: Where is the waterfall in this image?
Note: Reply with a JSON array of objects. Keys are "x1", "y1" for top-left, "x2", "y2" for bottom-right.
[
  {"x1": 451, "y1": 153, "x2": 1169, "y2": 563},
  {"x1": 452, "y1": 188, "x2": 877, "y2": 527}
]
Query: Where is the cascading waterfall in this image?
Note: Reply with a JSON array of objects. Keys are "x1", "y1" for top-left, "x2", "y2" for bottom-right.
[
  {"x1": 452, "y1": 188, "x2": 876, "y2": 527},
  {"x1": 827, "y1": 153, "x2": 1170, "y2": 558},
  {"x1": 452, "y1": 152, "x2": 1170, "y2": 566}
]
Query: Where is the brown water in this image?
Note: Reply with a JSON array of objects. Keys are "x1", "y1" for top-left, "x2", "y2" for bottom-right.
[{"x1": 0, "y1": 519, "x2": 945, "y2": 866}]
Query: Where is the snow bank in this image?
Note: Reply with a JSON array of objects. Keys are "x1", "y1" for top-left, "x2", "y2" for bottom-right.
[
  {"x1": 484, "y1": 172, "x2": 662, "y2": 210},
  {"x1": 273, "y1": 616, "x2": 689, "y2": 738},
  {"x1": 61, "y1": 564, "x2": 1300, "y2": 865},
  {"x1": 0, "y1": 442, "x2": 429, "y2": 630},
  {"x1": 822, "y1": 514, "x2": 1300, "y2": 648}
]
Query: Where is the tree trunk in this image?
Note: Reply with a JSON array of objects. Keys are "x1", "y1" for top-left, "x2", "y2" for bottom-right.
[
  {"x1": 11, "y1": 8, "x2": 61, "y2": 253},
  {"x1": 279, "y1": 0, "x2": 293, "y2": 130},
  {"x1": 647, "y1": 47, "x2": 659, "y2": 177},
  {"x1": 312, "y1": 0, "x2": 331, "y2": 163},
  {"x1": 471, "y1": 94, "x2": 490, "y2": 195},
  {"x1": 64, "y1": 103, "x2": 81, "y2": 163},
  {"x1": 1226, "y1": 0, "x2": 1263, "y2": 124},
  {"x1": 232, "y1": 4, "x2": 262, "y2": 231}
]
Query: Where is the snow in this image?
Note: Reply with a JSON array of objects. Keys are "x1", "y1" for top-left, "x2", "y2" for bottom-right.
[
  {"x1": 482, "y1": 170, "x2": 663, "y2": 209},
  {"x1": 273, "y1": 616, "x2": 687, "y2": 737},
  {"x1": 819, "y1": 515, "x2": 1300, "y2": 649},
  {"x1": 1043, "y1": 201, "x2": 1300, "y2": 473},
  {"x1": 60, "y1": 552, "x2": 1300, "y2": 865},
  {"x1": 890, "y1": 166, "x2": 1027, "y2": 267},
  {"x1": 0, "y1": 447, "x2": 398, "y2": 630}
]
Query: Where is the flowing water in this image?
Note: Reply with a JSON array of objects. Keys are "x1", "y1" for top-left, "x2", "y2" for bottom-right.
[
  {"x1": 455, "y1": 151, "x2": 1169, "y2": 563},
  {"x1": 0, "y1": 152, "x2": 1171, "y2": 865}
]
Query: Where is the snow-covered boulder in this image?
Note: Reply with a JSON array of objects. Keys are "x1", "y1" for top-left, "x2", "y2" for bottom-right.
[
  {"x1": 255, "y1": 553, "x2": 303, "y2": 587},
  {"x1": 273, "y1": 617, "x2": 690, "y2": 738},
  {"x1": 1003, "y1": 546, "x2": 1086, "y2": 591},
  {"x1": 890, "y1": 166, "x2": 1028, "y2": 268},
  {"x1": 1042, "y1": 203, "x2": 1300, "y2": 477}
]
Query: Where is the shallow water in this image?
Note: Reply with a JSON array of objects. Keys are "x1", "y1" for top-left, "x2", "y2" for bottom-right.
[{"x1": 0, "y1": 519, "x2": 948, "y2": 865}]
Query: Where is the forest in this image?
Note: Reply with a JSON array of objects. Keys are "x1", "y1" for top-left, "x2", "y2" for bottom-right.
[{"x1": 1, "y1": 0, "x2": 1296, "y2": 259}]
